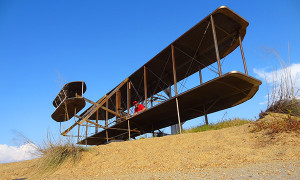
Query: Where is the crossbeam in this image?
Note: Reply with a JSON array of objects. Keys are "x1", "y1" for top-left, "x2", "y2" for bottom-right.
[
  {"x1": 61, "y1": 78, "x2": 129, "y2": 136},
  {"x1": 81, "y1": 96, "x2": 125, "y2": 118}
]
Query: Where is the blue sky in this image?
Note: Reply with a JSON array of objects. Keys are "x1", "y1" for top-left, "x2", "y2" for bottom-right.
[{"x1": 0, "y1": 0, "x2": 299, "y2": 162}]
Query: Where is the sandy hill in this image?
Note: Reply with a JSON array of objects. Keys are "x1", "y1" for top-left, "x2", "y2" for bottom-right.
[{"x1": 1, "y1": 113, "x2": 300, "y2": 179}]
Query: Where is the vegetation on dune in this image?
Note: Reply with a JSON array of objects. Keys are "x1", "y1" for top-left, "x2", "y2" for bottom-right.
[
  {"x1": 259, "y1": 48, "x2": 299, "y2": 118},
  {"x1": 183, "y1": 118, "x2": 252, "y2": 134},
  {"x1": 261, "y1": 99, "x2": 300, "y2": 118},
  {"x1": 18, "y1": 131, "x2": 89, "y2": 174},
  {"x1": 36, "y1": 136, "x2": 89, "y2": 172},
  {"x1": 252, "y1": 48, "x2": 300, "y2": 134},
  {"x1": 250, "y1": 113, "x2": 300, "y2": 133}
]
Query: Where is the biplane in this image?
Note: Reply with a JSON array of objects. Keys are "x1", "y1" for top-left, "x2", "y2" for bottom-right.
[{"x1": 51, "y1": 6, "x2": 262, "y2": 145}]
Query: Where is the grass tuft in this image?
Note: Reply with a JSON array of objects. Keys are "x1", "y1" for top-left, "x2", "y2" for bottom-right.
[
  {"x1": 250, "y1": 113, "x2": 300, "y2": 133},
  {"x1": 259, "y1": 48, "x2": 299, "y2": 118},
  {"x1": 183, "y1": 118, "x2": 252, "y2": 134},
  {"x1": 37, "y1": 138, "x2": 88, "y2": 172},
  {"x1": 17, "y1": 131, "x2": 89, "y2": 175},
  {"x1": 260, "y1": 98, "x2": 300, "y2": 118}
]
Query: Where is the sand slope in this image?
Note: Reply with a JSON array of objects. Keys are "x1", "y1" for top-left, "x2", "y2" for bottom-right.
[{"x1": 1, "y1": 114, "x2": 300, "y2": 179}]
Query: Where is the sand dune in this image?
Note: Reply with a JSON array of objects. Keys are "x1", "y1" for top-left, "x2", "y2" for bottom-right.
[{"x1": 1, "y1": 114, "x2": 299, "y2": 179}]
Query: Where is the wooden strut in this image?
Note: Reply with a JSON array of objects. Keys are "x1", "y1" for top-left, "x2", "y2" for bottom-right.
[
  {"x1": 171, "y1": 45, "x2": 178, "y2": 95},
  {"x1": 202, "y1": 98, "x2": 220, "y2": 125},
  {"x1": 61, "y1": 78, "x2": 129, "y2": 136},
  {"x1": 116, "y1": 90, "x2": 121, "y2": 119},
  {"x1": 78, "y1": 123, "x2": 80, "y2": 143},
  {"x1": 74, "y1": 107, "x2": 79, "y2": 143},
  {"x1": 85, "y1": 121, "x2": 88, "y2": 146},
  {"x1": 238, "y1": 33, "x2": 248, "y2": 75},
  {"x1": 96, "y1": 109, "x2": 98, "y2": 133},
  {"x1": 210, "y1": 15, "x2": 222, "y2": 76},
  {"x1": 199, "y1": 67, "x2": 203, "y2": 84},
  {"x1": 127, "y1": 81, "x2": 131, "y2": 140},
  {"x1": 171, "y1": 44, "x2": 182, "y2": 134},
  {"x1": 85, "y1": 119, "x2": 139, "y2": 133},
  {"x1": 144, "y1": 66, "x2": 147, "y2": 109},
  {"x1": 203, "y1": 106, "x2": 209, "y2": 125},
  {"x1": 173, "y1": 30, "x2": 237, "y2": 76},
  {"x1": 79, "y1": 96, "x2": 125, "y2": 119},
  {"x1": 105, "y1": 101, "x2": 109, "y2": 142},
  {"x1": 64, "y1": 101, "x2": 69, "y2": 122},
  {"x1": 175, "y1": 98, "x2": 182, "y2": 133}
]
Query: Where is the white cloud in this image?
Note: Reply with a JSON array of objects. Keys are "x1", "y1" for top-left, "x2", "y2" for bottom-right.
[
  {"x1": 0, "y1": 143, "x2": 40, "y2": 163},
  {"x1": 253, "y1": 63, "x2": 300, "y2": 94}
]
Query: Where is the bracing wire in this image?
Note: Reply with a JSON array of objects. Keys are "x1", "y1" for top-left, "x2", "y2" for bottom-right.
[{"x1": 178, "y1": 21, "x2": 212, "y2": 93}]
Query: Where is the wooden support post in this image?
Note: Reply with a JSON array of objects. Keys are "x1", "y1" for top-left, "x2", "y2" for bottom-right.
[
  {"x1": 77, "y1": 124, "x2": 80, "y2": 143},
  {"x1": 175, "y1": 98, "x2": 182, "y2": 134},
  {"x1": 171, "y1": 44, "x2": 182, "y2": 134},
  {"x1": 128, "y1": 119, "x2": 131, "y2": 140},
  {"x1": 85, "y1": 121, "x2": 88, "y2": 146},
  {"x1": 171, "y1": 45, "x2": 178, "y2": 95},
  {"x1": 116, "y1": 90, "x2": 121, "y2": 117},
  {"x1": 64, "y1": 101, "x2": 69, "y2": 121},
  {"x1": 144, "y1": 66, "x2": 148, "y2": 109},
  {"x1": 199, "y1": 67, "x2": 203, "y2": 84},
  {"x1": 105, "y1": 101, "x2": 109, "y2": 143},
  {"x1": 152, "y1": 124, "x2": 155, "y2": 137},
  {"x1": 203, "y1": 106, "x2": 209, "y2": 125},
  {"x1": 210, "y1": 15, "x2": 222, "y2": 76},
  {"x1": 238, "y1": 33, "x2": 248, "y2": 75},
  {"x1": 95, "y1": 109, "x2": 99, "y2": 133},
  {"x1": 127, "y1": 81, "x2": 131, "y2": 140},
  {"x1": 127, "y1": 82, "x2": 131, "y2": 117}
]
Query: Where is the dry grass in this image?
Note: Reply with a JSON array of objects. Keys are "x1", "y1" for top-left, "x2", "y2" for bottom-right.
[
  {"x1": 183, "y1": 118, "x2": 252, "y2": 134},
  {"x1": 250, "y1": 113, "x2": 300, "y2": 133},
  {"x1": 260, "y1": 98, "x2": 300, "y2": 118},
  {"x1": 17, "y1": 131, "x2": 89, "y2": 175},
  {"x1": 37, "y1": 138, "x2": 88, "y2": 172},
  {"x1": 260, "y1": 48, "x2": 299, "y2": 118}
]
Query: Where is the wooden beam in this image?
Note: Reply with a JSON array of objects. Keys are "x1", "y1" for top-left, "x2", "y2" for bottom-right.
[
  {"x1": 105, "y1": 101, "x2": 109, "y2": 142},
  {"x1": 210, "y1": 15, "x2": 222, "y2": 76},
  {"x1": 101, "y1": 106, "x2": 125, "y2": 118},
  {"x1": 82, "y1": 96, "x2": 124, "y2": 118},
  {"x1": 144, "y1": 66, "x2": 148, "y2": 109},
  {"x1": 96, "y1": 109, "x2": 98, "y2": 133},
  {"x1": 175, "y1": 98, "x2": 182, "y2": 134},
  {"x1": 199, "y1": 67, "x2": 203, "y2": 84},
  {"x1": 108, "y1": 127, "x2": 140, "y2": 133},
  {"x1": 171, "y1": 44, "x2": 178, "y2": 95},
  {"x1": 203, "y1": 106, "x2": 209, "y2": 125},
  {"x1": 61, "y1": 78, "x2": 129, "y2": 136},
  {"x1": 86, "y1": 119, "x2": 105, "y2": 129},
  {"x1": 238, "y1": 33, "x2": 248, "y2": 75},
  {"x1": 116, "y1": 90, "x2": 121, "y2": 117},
  {"x1": 127, "y1": 81, "x2": 131, "y2": 140},
  {"x1": 77, "y1": 94, "x2": 107, "y2": 118},
  {"x1": 172, "y1": 44, "x2": 182, "y2": 134},
  {"x1": 85, "y1": 121, "x2": 88, "y2": 146},
  {"x1": 77, "y1": 124, "x2": 80, "y2": 143},
  {"x1": 127, "y1": 82, "x2": 131, "y2": 117}
]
